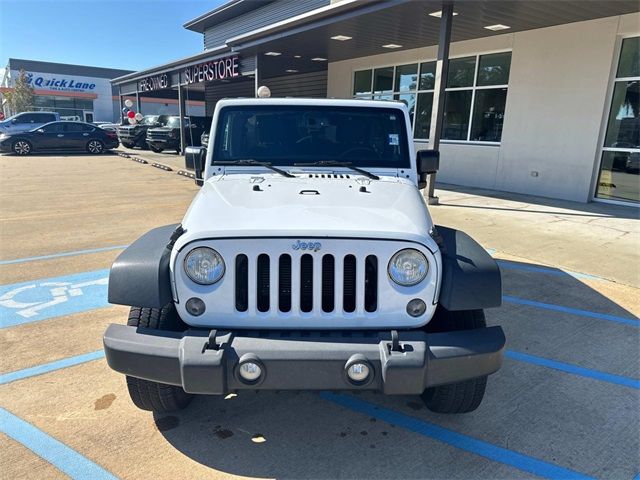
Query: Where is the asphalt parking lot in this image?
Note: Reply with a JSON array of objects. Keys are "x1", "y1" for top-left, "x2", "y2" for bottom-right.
[{"x1": 0, "y1": 151, "x2": 638, "y2": 480}]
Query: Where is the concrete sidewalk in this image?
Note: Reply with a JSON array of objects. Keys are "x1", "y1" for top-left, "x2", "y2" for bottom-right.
[{"x1": 429, "y1": 184, "x2": 640, "y2": 287}]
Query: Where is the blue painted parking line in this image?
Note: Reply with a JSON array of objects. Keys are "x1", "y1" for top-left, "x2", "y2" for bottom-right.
[
  {"x1": 321, "y1": 392, "x2": 593, "y2": 480},
  {"x1": 0, "y1": 407, "x2": 117, "y2": 480},
  {"x1": 497, "y1": 260, "x2": 602, "y2": 281},
  {"x1": 0, "y1": 245, "x2": 127, "y2": 266},
  {"x1": 503, "y1": 295, "x2": 639, "y2": 327},
  {"x1": 0, "y1": 269, "x2": 110, "y2": 328},
  {"x1": 506, "y1": 350, "x2": 640, "y2": 389},
  {"x1": 0, "y1": 350, "x2": 105, "y2": 385}
]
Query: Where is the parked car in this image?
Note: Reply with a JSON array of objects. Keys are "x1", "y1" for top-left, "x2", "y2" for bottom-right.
[
  {"x1": 94, "y1": 122, "x2": 122, "y2": 134},
  {"x1": 146, "y1": 116, "x2": 207, "y2": 154},
  {"x1": 104, "y1": 98, "x2": 505, "y2": 415},
  {"x1": 0, "y1": 111, "x2": 60, "y2": 134},
  {"x1": 118, "y1": 115, "x2": 169, "y2": 149},
  {"x1": 0, "y1": 121, "x2": 119, "y2": 155}
]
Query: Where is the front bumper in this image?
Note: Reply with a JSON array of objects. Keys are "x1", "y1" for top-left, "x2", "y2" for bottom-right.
[
  {"x1": 147, "y1": 139, "x2": 178, "y2": 149},
  {"x1": 103, "y1": 325, "x2": 505, "y2": 395}
]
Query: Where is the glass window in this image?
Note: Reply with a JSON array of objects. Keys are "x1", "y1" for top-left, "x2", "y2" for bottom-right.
[
  {"x1": 604, "y1": 80, "x2": 639, "y2": 149},
  {"x1": 470, "y1": 88, "x2": 507, "y2": 142},
  {"x1": 65, "y1": 122, "x2": 94, "y2": 132},
  {"x1": 394, "y1": 93, "x2": 416, "y2": 124},
  {"x1": 617, "y1": 37, "x2": 640, "y2": 78},
  {"x1": 596, "y1": 151, "x2": 639, "y2": 203},
  {"x1": 447, "y1": 56, "x2": 476, "y2": 88},
  {"x1": 41, "y1": 123, "x2": 63, "y2": 133},
  {"x1": 419, "y1": 62, "x2": 436, "y2": 90},
  {"x1": 477, "y1": 52, "x2": 511, "y2": 86},
  {"x1": 442, "y1": 90, "x2": 473, "y2": 140},
  {"x1": 212, "y1": 105, "x2": 411, "y2": 168},
  {"x1": 394, "y1": 64, "x2": 418, "y2": 92},
  {"x1": 373, "y1": 67, "x2": 394, "y2": 93},
  {"x1": 414, "y1": 92, "x2": 433, "y2": 139},
  {"x1": 353, "y1": 70, "x2": 372, "y2": 95}
]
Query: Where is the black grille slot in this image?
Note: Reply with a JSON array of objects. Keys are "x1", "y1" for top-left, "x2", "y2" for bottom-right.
[
  {"x1": 235, "y1": 254, "x2": 248, "y2": 312},
  {"x1": 322, "y1": 255, "x2": 335, "y2": 312},
  {"x1": 279, "y1": 254, "x2": 292, "y2": 312},
  {"x1": 256, "y1": 254, "x2": 270, "y2": 312},
  {"x1": 343, "y1": 255, "x2": 357, "y2": 313},
  {"x1": 364, "y1": 255, "x2": 378, "y2": 312},
  {"x1": 300, "y1": 254, "x2": 313, "y2": 313}
]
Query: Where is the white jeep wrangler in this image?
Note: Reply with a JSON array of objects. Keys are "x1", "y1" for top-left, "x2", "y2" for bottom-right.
[{"x1": 104, "y1": 98, "x2": 504, "y2": 414}]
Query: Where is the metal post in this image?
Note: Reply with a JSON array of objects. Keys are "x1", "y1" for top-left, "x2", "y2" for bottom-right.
[
  {"x1": 178, "y1": 85, "x2": 186, "y2": 154},
  {"x1": 135, "y1": 90, "x2": 141, "y2": 114},
  {"x1": 254, "y1": 54, "x2": 260, "y2": 97},
  {"x1": 118, "y1": 85, "x2": 124, "y2": 124},
  {"x1": 425, "y1": 1, "x2": 453, "y2": 205}
]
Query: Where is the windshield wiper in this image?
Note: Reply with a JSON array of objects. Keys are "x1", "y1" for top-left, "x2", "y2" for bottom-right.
[
  {"x1": 293, "y1": 161, "x2": 379, "y2": 180},
  {"x1": 215, "y1": 159, "x2": 295, "y2": 178}
]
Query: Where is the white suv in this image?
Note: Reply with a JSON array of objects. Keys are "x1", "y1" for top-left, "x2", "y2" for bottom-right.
[{"x1": 104, "y1": 98, "x2": 505, "y2": 415}]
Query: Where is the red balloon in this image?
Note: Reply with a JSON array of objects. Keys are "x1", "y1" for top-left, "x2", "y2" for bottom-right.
[{"x1": 127, "y1": 110, "x2": 135, "y2": 118}]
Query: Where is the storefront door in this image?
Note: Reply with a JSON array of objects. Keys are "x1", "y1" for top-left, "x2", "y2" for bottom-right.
[{"x1": 595, "y1": 36, "x2": 639, "y2": 205}]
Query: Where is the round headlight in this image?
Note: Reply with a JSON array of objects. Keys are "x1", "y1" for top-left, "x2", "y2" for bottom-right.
[
  {"x1": 388, "y1": 249, "x2": 428, "y2": 286},
  {"x1": 184, "y1": 247, "x2": 225, "y2": 285}
]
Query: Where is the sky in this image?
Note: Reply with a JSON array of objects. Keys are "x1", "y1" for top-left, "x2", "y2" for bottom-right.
[{"x1": 0, "y1": 0, "x2": 227, "y2": 72}]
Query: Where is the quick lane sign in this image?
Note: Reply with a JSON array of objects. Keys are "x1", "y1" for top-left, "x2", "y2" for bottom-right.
[{"x1": 184, "y1": 56, "x2": 239, "y2": 84}]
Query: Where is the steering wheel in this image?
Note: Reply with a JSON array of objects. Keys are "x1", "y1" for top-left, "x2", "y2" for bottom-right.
[{"x1": 340, "y1": 147, "x2": 380, "y2": 158}]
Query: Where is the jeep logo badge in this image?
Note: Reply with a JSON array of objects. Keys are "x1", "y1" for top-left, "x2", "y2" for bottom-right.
[{"x1": 292, "y1": 240, "x2": 322, "y2": 252}]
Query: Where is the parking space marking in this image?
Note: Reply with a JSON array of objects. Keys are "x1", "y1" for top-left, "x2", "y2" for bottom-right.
[
  {"x1": 0, "y1": 269, "x2": 109, "y2": 328},
  {"x1": 320, "y1": 392, "x2": 593, "y2": 480},
  {"x1": 0, "y1": 407, "x2": 117, "y2": 480},
  {"x1": 505, "y1": 351, "x2": 640, "y2": 389},
  {"x1": 0, "y1": 246, "x2": 127, "y2": 266},
  {"x1": 0, "y1": 350, "x2": 105, "y2": 386},
  {"x1": 503, "y1": 295, "x2": 639, "y2": 327}
]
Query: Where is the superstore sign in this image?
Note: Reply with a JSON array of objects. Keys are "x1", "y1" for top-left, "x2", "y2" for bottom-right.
[{"x1": 184, "y1": 56, "x2": 239, "y2": 84}]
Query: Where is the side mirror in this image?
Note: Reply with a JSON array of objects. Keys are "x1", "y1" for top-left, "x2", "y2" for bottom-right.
[
  {"x1": 416, "y1": 150, "x2": 439, "y2": 189},
  {"x1": 185, "y1": 146, "x2": 206, "y2": 186}
]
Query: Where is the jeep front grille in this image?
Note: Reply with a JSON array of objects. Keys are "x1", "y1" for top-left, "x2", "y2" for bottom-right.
[{"x1": 234, "y1": 253, "x2": 378, "y2": 314}]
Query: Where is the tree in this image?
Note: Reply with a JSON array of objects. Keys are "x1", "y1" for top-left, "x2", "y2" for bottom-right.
[{"x1": 4, "y1": 69, "x2": 34, "y2": 115}]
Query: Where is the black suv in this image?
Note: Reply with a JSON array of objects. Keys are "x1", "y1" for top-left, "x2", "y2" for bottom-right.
[
  {"x1": 117, "y1": 115, "x2": 169, "y2": 149},
  {"x1": 146, "y1": 116, "x2": 207, "y2": 154}
]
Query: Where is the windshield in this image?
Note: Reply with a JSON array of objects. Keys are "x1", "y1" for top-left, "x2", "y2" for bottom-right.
[
  {"x1": 212, "y1": 105, "x2": 410, "y2": 168},
  {"x1": 166, "y1": 117, "x2": 189, "y2": 128},
  {"x1": 141, "y1": 115, "x2": 159, "y2": 125}
]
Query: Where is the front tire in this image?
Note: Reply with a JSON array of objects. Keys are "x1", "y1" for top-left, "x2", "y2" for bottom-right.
[
  {"x1": 12, "y1": 140, "x2": 32, "y2": 155},
  {"x1": 86, "y1": 139, "x2": 104, "y2": 154},
  {"x1": 421, "y1": 308, "x2": 488, "y2": 414},
  {"x1": 125, "y1": 305, "x2": 193, "y2": 413},
  {"x1": 149, "y1": 145, "x2": 163, "y2": 153}
]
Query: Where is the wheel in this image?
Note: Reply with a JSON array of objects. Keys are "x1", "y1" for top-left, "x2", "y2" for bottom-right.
[
  {"x1": 125, "y1": 304, "x2": 193, "y2": 413},
  {"x1": 12, "y1": 140, "x2": 32, "y2": 155},
  {"x1": 421, "y1": 308, "x2": 488, "y2": 414},
  {"x1": 86, "y1": 139, "x2": 104, "y2": 154},
  {"x1": 150, "y1": 145, "x2": 163, "y2": 153},
  {"x1": 121, "y1": 141, "x2": 135, "y2": 149}
]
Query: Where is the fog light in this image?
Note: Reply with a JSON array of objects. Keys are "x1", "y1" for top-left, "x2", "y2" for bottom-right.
[
  {"x1": 239, "y1": 362, "x2": 262, "y2": 382},
  {"x1": 186, "y1": 297, "x2": 205, "y2": 316},
  {"x1": 406, "y1": 298, "x2": 426, "y2": 317},
  {"x1": 347, "y1": 363, "x2": 371, "y2": 383}
]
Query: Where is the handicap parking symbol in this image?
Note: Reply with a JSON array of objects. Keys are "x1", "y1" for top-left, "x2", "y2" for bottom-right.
[{"x1": 0, "y1": 269, "x2": 110, "y2": 328}]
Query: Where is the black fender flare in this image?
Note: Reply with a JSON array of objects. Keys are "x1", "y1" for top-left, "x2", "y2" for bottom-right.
[
  {"x1": 108, "y1": 224, "x2": 181, "y2": 308},
  {"x1": 434, "y1": 226, "x2": 502, "y2": 311}
]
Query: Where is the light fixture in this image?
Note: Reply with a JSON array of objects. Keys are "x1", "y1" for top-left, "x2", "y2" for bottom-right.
[
  {"x1": 294, "y1": 55, "x2": 302, "y2": 58},
  {"x1": 311, "y1": 57, "x2": 327, "y2": 61},
  {"x1": 285, "y1": 69, "x2": 299, "y2": 73},
  {"x1": 428, "y1": 10, "x2": 458, "y2": 17},
  {"x1": 382, "y1": 44, "x2": 402, "y2": 49},
  {"x1": 484, "y1": 24, "x2": 511, "y2": 31},
  {"x1": 264, "y1": 51, "x2": 281, "y2": 56},
  {"x1": 331, "y1": 35, "x2": 352, "y2": 41}
]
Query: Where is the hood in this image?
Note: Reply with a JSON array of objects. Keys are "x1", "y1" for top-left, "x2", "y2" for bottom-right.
[{"x1": 177, "y1": 174, "x2": 436, "y2": 249}]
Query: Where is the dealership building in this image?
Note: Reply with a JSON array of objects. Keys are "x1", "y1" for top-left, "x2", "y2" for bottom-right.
[
  {"x1": 0, "y1": 59, "x2": 205, "y2": 123},
  {"x1": 112, "y1": 0, "x2": 639, "y2": 205}
]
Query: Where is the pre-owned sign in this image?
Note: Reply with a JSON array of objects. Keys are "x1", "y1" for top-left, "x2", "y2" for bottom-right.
[
  {"x1": 139, "y1": 74, "x2": 169, "y2": 92},
  {"x1": 184, "y1": 56, "x2": 239, "y2": 84}
]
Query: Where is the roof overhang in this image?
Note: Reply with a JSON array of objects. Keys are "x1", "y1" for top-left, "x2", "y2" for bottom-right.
[{"x1": 184, "y1": 0, "x2": 276, "y2": 33}]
